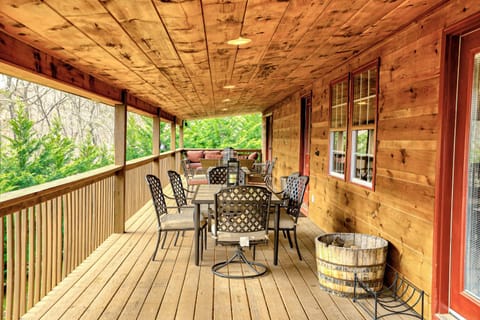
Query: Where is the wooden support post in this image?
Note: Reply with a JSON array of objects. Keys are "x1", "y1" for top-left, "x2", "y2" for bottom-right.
[
  {"x1": 170, "y1": 118, "x2": 178, "y2": 171},
  {"x1": 153, "y1": 114, "x2": 160, "y2": 177},
  {"x1": 114, "y1": 91, "x2": 127, "y2": 234},
  {"x1": 179, "y1": 121, "x2": 185, "y2": 149}
]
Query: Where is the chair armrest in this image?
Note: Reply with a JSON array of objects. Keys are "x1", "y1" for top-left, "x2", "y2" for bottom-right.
[{"x1": 163, "y1": 193, "x2": 176, "y2": 200}]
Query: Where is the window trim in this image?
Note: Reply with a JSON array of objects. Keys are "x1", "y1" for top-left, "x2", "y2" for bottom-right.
[
  {"x1": 328, "y1": 75, "x2": 350, "y2": 181},
  {"x1": 328, "y1": 59, "x2": 380, "y2": 190}
]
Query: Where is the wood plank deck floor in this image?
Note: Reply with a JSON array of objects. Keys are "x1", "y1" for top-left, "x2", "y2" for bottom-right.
[{"x1": 22, "y1": 199, "x2": 405, "y2": 320}]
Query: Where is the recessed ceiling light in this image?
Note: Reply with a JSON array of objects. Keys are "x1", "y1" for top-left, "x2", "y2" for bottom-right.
[
  {"x1": 223, "y1": 84, "x2": 236, "y2": 89},
  {"x1": 227, "y1": 36, "x2": 251, "y2": 46},
  {"x1": 222, "y1": 98, "x2": 231, "y2": 103},
  {"x1": 221, "y1": 108, "x2": 228, "y2": 111}
]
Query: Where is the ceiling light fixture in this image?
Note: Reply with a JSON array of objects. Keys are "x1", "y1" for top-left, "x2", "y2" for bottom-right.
[
  {"x1": 223, "y1": 84, "x2": 236, "y2": 89},
  {"x1": 227, "y1": 36, "x2": 251, "y2": 46},
  {"x1": 222, "y1": 98, "x2": 231, "y2": 103},
  {"x1": 221, "y1": 108, "x2": 228, "y2": 111}
]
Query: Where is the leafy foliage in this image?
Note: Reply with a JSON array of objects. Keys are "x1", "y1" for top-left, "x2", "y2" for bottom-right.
[
  {"x1": 0, "y1": 75, "x2": 262, "y2": 194},
  {"x1": 183, "y1": 114, "x2": 261, "y2": 149},
  {"x1": 0, "y1": 101, "x2": 113, "y2": 193},
  {"x1": 126, "y1": 114, "x2": 152, "y2": 160}
]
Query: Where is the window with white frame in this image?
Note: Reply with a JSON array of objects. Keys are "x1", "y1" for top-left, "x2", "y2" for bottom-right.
[
  {"x1": 350, "y1": 64, "x2": 377, "y2": 187},
  {"x1": 328, "y1": 60, "x2": 379, "y2": 189},
  {"x1": 329, "y1": 77, "x2": 349, "y2": 178}
]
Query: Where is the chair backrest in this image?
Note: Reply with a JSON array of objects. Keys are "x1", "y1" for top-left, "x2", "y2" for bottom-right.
[
  {"x1": 181, "y1": 159, "x2": 193, "y2": 178},
  {"x1": 239, "y1": 159, "x2": 255, "y2": 170},
  {"x1": 200, "y1": 159, "x2": 222, "y2": 171},
  {"x1": 145, "y1": 174, "x2": 168, "y2": 225},
  {"x1": 167, "y1": 170, "x2": 188, "y2": 207},
  {"x1": 208, "y1": 166, "x2": 228, "y2": 184},
  {"x1": 284, "y1": 175, "x2": 309, "y2": 222},
  {"x1": 214, "y1": 186, "x2": 271, "y2": 236}
]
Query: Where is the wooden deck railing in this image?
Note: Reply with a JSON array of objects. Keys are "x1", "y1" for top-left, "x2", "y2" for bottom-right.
[{"x1": 0, "y1": 152, "x2": 177, "y2": 320}]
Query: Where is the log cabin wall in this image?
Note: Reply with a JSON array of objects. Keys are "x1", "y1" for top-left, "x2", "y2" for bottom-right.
[
  {"x1": 268, "y1": 1, "x2": 480, "y2": 318},
  {"x1": 270, "y1": 92, "x2": 302, "y2": 188}
]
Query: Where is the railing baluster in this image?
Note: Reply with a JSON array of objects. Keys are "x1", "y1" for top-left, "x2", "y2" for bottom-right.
[
  {"x1": 0, "y1": 217, "x2": 4, "y2": 319},
  {"x1": 27, "y1": 207, "x2": 35, "y2": 310},
  {"x1": 34, "y1": 204, "x2": 41, "y2": 306},
  {"x1": 20, "y1": 209, "x2": 28, "y2": 316},
  {"x1": 56, "y1": 196, "x2": 62, "y2": 284},
  {"x1": 6, "y1": 213, "x2": 14, "y2": 320},
  {"x1": 46, "y1": 199, "x2": 53, "y2": 294},
  {"x1": 51, "y1": 199, "x2": 57, "y2": 290}
]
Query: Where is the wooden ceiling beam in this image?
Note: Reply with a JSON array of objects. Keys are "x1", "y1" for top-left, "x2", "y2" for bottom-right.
[{"x1": 0, "y1": 31, "x2": 174, "y2": 119}]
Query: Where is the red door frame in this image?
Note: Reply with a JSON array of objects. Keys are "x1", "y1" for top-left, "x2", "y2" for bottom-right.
[
  {"x1": 450, "y1": 28, "x2": 480, "y2": 318},
  {"x1": 433, "y1": 13, "x2": 480, "y2": 318},
  {"x1": 300, "y1": 93, "x2": 312, "y2": 214},
  {"x1": 300, "y1": 92, "x2": 312, "y2": 175}
]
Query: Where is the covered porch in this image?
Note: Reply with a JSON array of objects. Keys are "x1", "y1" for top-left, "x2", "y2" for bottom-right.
[{"x1": 1, "y1": 0, "x2": 480, "y2": 319}]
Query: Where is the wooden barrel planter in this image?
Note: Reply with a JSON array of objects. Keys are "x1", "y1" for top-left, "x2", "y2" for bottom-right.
[{"x1": 315, "y1": 233, "x2": 388, "y2": 298}]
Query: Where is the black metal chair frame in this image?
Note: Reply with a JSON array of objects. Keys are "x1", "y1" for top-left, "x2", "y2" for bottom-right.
[
  {"x1": 168, "y1": 170, "x2": 212, "y2": 238},
  {"x1": 180, "y1": 159, "x2": 199, "y2": 191},
  {"x1": 207, "y1": 166, "x2": 228, "y2": 184},
  {"x1": 211, "y1": 185, "x2": 271, "y2": 278},
  {"x1": 167, "y1": 170, "x2": 195, "y2": 208},
  {"x1": 145, "y1": 174, "x2": 207, "y2": 261}
]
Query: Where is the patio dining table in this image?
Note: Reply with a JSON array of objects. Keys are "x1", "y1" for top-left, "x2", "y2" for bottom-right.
[{"x1": 191, "y1": 184, "x2": 283, "y2": 266}]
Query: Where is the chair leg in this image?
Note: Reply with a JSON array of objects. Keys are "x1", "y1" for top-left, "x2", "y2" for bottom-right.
[
  {"x1": 286, "y1": 230, "x2": 294, "y2": 248},
  {"x1": 174, "y1": 231, "x2": 180, "y2": 246},
  {"x1": 200, "y1": 230, "x2": 203, "y2": 261},
  {"x1": 204, "y1": 227, "x2": 208, "y2": 250},
  {"x1": 252, "y1": 246, "x2": 256, "y2": 260},
  {"x1": 293, "y1": 228, "x2": 302, "y2": 260},
  {"x1": 211, "y1": 247, "x2": 268, "y2": 279},
  {"x1": 161, "y1": 231, "x2": 168, "y2": 249},
  {"x1": 152, "y1": 230, "x2": 162, "y2": 261}
]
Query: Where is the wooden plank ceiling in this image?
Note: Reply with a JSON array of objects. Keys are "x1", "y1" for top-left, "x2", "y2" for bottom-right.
[{"x1": 0, "y1": 0, "x2": 445, "y2": 120}]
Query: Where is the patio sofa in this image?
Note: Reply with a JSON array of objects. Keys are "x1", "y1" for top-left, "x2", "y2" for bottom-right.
[{"x1": 184, "y1": 150, "x2": 258, "y2": 171}]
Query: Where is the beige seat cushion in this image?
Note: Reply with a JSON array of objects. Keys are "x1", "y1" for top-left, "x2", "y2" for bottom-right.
[
  {"x1": 215, "y1": 231, "x2": 268, "y2": 243},
  {"x1": 268, "y1": 208, "x2": 295, "y2": 229},
  {"x1": 160, "y1": 208, "x2": 205, "y2": 230}
]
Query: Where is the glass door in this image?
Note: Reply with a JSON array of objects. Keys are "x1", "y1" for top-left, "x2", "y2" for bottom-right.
[{"x1": 451, "y1": 28, "x2": 480, "y2": 319}]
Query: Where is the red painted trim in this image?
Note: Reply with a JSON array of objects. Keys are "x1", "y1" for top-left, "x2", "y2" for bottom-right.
[
  {"x1": 434, "y1": 12, "x2": 480, "y2": 317},
  {"x1": 450, "y1": 29, "x2": 480, "y2": 318},
  {"x1": 432, "y1": 30, "x2": 458, "y2": 316}
]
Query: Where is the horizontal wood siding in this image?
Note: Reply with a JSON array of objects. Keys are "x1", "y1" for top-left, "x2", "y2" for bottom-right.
[
  {"x1": 269, "y1": 2, "x2": 480, "y2": 318},
  {"x1": 271, "y1": 93, "x2": 301, "y2": 188}
]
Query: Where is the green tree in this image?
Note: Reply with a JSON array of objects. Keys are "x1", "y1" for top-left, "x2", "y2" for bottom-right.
[
  {"x1": 0, "y1": 102, "x2": 113, "y2": 193},
  {"x1": 183, "y1": 114, "x2": 261, "y2": 149},
  {"x1": 36, "y1": 117, "x2": 75, "y2": 182},
  {"x1": 1, "y1": 103, "x2": 42, "y2": 190},
  {"x1": 72, "y1": 132, "x2": 112, "y2": 172},
  {"x1": 126, "y1": 113, "x2": 152, "y2": 160}
]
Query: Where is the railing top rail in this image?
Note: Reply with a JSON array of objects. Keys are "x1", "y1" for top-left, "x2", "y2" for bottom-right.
[{"x1": 0, "y1": 164, "x2": 121, "y2": 217}]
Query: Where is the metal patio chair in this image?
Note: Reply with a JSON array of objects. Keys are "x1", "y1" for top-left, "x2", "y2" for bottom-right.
[
  {"x1": 268, "y1": 174, "x2": 309, "y2": 260},
  {"x1": 207, "y1": 166, "x2": 228, "y2": 184},
  {"x1": 145, "y1": 174, "x2": 207, "y2": 261},
  {"x1": 211, "y1": 185, "x2": 272, "y2": 278},
  {"x1": 168, "y1": 170, "x2": 212, "y2": 237}
]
